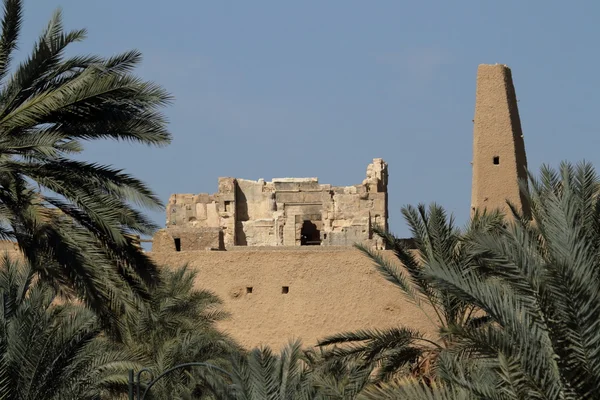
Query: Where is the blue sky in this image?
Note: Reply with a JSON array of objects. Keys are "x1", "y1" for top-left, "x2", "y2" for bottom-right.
[{"x1": 22, "y1": 1, "x2": 600, "y2": 237}]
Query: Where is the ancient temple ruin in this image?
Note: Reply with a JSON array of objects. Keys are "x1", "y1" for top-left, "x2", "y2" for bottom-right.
[{"x1": 152, "y1": 158, "x2": 388, "y2": 252}]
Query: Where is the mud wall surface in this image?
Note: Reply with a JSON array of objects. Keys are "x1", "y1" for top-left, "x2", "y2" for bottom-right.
[
  {"x1": 471, "y1": 64, "x2": 530, "y2": 217},
  {"x1": 150, "y1": 247, "x2": 436, "y2": 349}
]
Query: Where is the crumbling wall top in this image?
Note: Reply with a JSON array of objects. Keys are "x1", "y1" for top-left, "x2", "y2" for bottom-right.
[
  {"x1": 272, "y1": 178, "x2": 319, "y2": 183},
  {"x1": 158, "y1": 158, "x2": 389, "y2": 250}
]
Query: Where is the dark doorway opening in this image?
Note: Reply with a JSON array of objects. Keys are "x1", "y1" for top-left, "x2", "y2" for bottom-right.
[
  {"x1": 174, "y1": 238, "x2": 181, "y2": 252},
  {"x1": 300, "y1": 220, "x2": 321, "y2": 246}
]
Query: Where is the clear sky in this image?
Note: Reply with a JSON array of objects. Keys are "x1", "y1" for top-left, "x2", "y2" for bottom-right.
[{"x1": 22, "y1": 1, "x2": 600, "y2": 238}]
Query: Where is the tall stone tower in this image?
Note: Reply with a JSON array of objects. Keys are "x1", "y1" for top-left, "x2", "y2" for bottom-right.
[{"x1": 470, "y1": 64, "x2": 530, "y2": 219}]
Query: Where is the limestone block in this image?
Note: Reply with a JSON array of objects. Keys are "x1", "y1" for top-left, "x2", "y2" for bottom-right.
[
  {"x1": 218, "y1": 193, "x2": 235, "y2": 203},
  {"x1": 242, "y1": 219, "x2": 278, "y2": 246},
  {"x1": 173, "y1": 194, "x2": 195, "y2": 205},
  {"x1": 152, "y1": 228, "x2": 224, "y2": 252},
  {"x1": 223, "y1": 230, "x2": 234, "y2": 248},
  {"x1": 368, "y1": 192, "x2": 387, "y2": 213},
  {"x1": 363, "y1": 158, "x2": 389, "y2": 193},
  {"x1": 237, "y1": 179, "x2": 274, "y2": 220},
  {"x1": 350, "y1": 210, "x2": 370, "y2": 226},
  {"x1": 218, "y1": 177, "x2": 237, "y2": 194},
  {"x1": 285, "y1": 204, "x2": 323, "y2": 217},
  {"x1": 151, "y1": 229, "x2": 173, "y2": 252},
  {"x1": 359, "y1": 198, "x2": 374, "y2": 210},
  {"x1": 272, "y1": 178, "x2": 319, "y2": 190},
  {"x1": 185, "y1": 204, "x2": 195, "y2": 220},
  {"x1": 194, "y1": 193, "x2": 211, "y2": 204},
  {"x1": 322, "y1": 226, "x2": 369, "y2": 246},
  {"x1": 276, "y1": 191, "x2": 323, "y2": 204},
  {"x1": 283, "y1": 229, "x2": 297, "y2": 246},
  {"x1": 272, "y1": 179, "x2": 320, "y2": 192},
  {"x1": 283, "y1": 216, "x2": 297, "y2": 245},
  {"x1": 297, "y1": 181, "x2": 321, "y2": 191},
  {"x1": 196, "y1": 203, "x2": 207, "y2": 220},
  {"x1": 344, "y1": 186, "x2": 358, "y2": 195},
  {"x1": 331, "y1": 186, "x2": 348, "y2": 194},
  {"x1": 295, "y1": 214, "x2": 321, "y2": 224},
  {"x1": 206, "y1": 202, "x2": 220, "y2": 227},
  {"x1": 332, "y1": 194, "x2": 361, "y2": 219},
  {"x1": 185, "y1": 228, "x2": 224, "y2": 251},
  {"x1": 167, "y1": 205, "x2": 185, "y2": 226},
  {"x1": 331, "y1": 219, "x2": 352, "y2": 229}
]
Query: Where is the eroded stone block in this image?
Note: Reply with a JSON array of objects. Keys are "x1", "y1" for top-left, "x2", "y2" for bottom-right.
[{"x1": 152, "y1": 228, "x2": 224, "y2": 252}]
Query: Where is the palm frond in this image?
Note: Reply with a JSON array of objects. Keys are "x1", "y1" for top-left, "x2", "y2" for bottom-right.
[{"x1": 0, "y1": 0, "x2": 21, "y2": 82}]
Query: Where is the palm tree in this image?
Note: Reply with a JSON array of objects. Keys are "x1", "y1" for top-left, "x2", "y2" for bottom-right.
[
  {"x1": 0, "y1": 0, "x2": 172, "y2": 326},
  {"x1": 218, "y1": 340, "x2": 371, "y2": 400},
  {"x1": 304, "y1": 347, "x2": 372, "y2": 400},
  {"x1": 361, "y1": 161, "x2": 600, "y2": 399},
  {"x1": 123, "y1": 264, "x2": 240, "y2": 400},
  {"x1": 0, "y1": 253, "x2": 140, "y2": 400},
  {"x1": 317, "y1": 204, "x2": 504, "y2": 383},
  {"x1": 223, "y1": 340, "x2": 316, "y2": 400}
]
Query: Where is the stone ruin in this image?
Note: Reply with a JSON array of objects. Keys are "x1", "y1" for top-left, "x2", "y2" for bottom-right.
[{"x1": 151, "y1": 158, "x2": 388, "y2": 252}]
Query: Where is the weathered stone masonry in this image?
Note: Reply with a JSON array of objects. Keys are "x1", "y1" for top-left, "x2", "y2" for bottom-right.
[{"x1": 152, "y1": 158, "x2": 389, "y2": 252}]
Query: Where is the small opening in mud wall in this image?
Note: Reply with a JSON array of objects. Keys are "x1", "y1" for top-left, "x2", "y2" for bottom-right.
[
  {"x1": 246, "y1": 287, "x2": 253, "y2": 294},
  {"x1": 174, "y1": 238, "x2": 181, "y2": 252},
  {"x1": 300, "y1": 220, "x2": 321, "y2": 245},
  {"x1": 224, "y1": 201, "x2": 232, "y2": 212},
  {"x1": 493, "y1": 156, "x2": 500, "y2": 165},
  {"x1": 282, "y1": 286, "x2": 289, "y2": 294}
]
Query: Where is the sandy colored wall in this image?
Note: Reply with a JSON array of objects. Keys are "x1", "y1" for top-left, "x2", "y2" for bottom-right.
[
  {"x1": 471, "y1": 64, "x2": 530, "y2": 218},
  {"x1": 150, "y1": 247, "x2": 437, "y2": 350}
]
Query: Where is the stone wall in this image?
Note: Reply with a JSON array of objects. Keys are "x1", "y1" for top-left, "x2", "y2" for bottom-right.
[
  {"x1": 154, "y1": 158, "x2": 389, "y2": 250},
  {"x1": 152, "y1": 228, "x2": 224, "y2": 252}
]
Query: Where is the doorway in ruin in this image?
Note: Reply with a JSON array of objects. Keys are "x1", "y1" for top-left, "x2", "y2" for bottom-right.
[{"x1": 300, "y1": 220, "x2": 321, "y2": 245}]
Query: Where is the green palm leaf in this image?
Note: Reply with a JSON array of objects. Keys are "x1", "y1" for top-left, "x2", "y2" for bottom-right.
[{"x1": 0, "y1": 0, "x2": 172, "y2": 324}]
